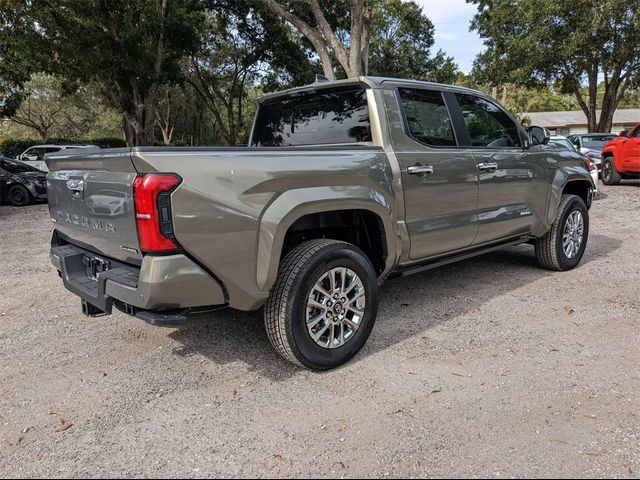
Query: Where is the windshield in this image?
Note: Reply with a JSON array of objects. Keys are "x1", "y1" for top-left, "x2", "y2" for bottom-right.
[
  {"x1": 582, "y1": 135, "x2": 616, "y2": 149},
  {"x1": 550, "y1": 139, "x2": 575, "y2": 151},
  {"x1": 0, "y1": 159, "x2": 43, "y2": 174}
]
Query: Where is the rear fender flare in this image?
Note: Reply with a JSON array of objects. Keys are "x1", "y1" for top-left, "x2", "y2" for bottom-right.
[{"x1": 256, "y1": 186, "x2": 396, "y2": 292}]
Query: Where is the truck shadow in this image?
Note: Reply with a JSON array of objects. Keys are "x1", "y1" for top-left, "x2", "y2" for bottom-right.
[{"x1": 169, "y1": 234, "x2": 621, "y2": 380}]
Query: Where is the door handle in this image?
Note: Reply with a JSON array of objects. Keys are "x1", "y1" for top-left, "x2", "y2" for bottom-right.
[
  {"x1": 478, "y1": 162, "x2": 498, "y2": 172},
  {"x1": 407, "y1": 165, "x2": 434, "y2": 175}
]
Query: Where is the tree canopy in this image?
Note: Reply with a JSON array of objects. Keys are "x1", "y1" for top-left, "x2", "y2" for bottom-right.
[{"x1": 469, "y1": 0, "x2": 640, "y2": 132}]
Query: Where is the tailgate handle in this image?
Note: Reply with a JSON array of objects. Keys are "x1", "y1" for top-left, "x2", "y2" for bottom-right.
[{"x1": 66, "y1": 178, "x2": 85, "y2": 199}]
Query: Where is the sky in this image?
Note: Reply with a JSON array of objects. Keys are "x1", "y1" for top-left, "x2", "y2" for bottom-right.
[{"x1": 415, "y1": 0, "x2": 485, "y2": 74}]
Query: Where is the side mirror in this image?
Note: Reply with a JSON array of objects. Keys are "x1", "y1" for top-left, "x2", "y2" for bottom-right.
[
  {"x1": 528, "y1": 126, "x2": 550, "y2": 146},
  {"x1": 579, "y1": 147, "x2": 590, "y2": 155},
  {"x1": 619, "y1": 130, "x2": 629, "y2": 137}
]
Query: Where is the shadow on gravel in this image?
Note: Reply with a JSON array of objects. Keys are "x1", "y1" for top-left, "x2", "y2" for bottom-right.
[{"x1": 168, "y1": 234, "x2": 622, "y2": 379}]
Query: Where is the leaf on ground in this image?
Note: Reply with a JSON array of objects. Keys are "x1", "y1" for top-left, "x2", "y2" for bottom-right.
[
  {"x1": 490, "y1": 320, "x2": 501, "y2": 326},
  {"x1": 55, "y1": 419, "x2": 73, "y2": 432},
  {"x1": 273, "y1": 454, "x2": 283, "y2": 463},
  {"x1": 431, "y1": 389, "x2": 442, "y2": 394},
  {"x1": 584, "y1": 414, "x2": 597, "y2": 420},
  {"x1": 339, "y1": 461, "x2": 347, "y2": 470},
  {"x1": 452, "y1": 373, "x2": 465, "y2": 377}
]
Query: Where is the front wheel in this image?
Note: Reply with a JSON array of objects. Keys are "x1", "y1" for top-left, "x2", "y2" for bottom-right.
[
  {"x1": 534, "y1": 194, "x2": 589, "y2": 271},
  {"x1": 264, "y1": 239, "x2": 379, "y2": 370},
  {"x1": 602, "y1": 158, "x2": 621, "y2": 185},
  {"x1": 7, "y1": 185, "x2": 31, "y2": 207}
]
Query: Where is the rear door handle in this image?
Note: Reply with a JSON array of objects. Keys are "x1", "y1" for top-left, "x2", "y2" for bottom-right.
[
  {"x1": 407, "y1": 165, "x2": 434, "y2": 175},
  {"x1": 478, "y1": 162, "x2": 498, "y2": 172}
]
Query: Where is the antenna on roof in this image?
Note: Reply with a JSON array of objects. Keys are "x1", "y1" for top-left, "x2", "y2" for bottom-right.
[{"x1": 314, "y1": 74, "x2": 330, "y2": 83}]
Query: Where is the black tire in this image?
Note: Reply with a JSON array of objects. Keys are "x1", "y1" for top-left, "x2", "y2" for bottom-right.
[
  {"x1": 601, "y1": 157, "x2": 621, "y2": 185},
  {"x1": 7, "y1": 185, "x2": 31, "y2": 207},
  {"x1": 534, "y1": 194, "x2": 589, "y2": 271},
  {"x1": 264, "y1": 239, "x2": 379, "y2": 370}
]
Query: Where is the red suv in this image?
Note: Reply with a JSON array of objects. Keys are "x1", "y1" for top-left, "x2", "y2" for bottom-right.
[{"x1": 601, "y1": 123, "x2": 640, "y2": 185}]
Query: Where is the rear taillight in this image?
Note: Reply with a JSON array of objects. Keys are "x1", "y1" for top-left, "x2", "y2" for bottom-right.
[{"x1": 133, "y1": 174, "x2": 181, "y2": 253}]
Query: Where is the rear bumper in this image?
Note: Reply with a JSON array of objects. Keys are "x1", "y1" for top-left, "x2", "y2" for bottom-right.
[{"x1": 50, "y1": 236, "x2": 226, "y2": 319}]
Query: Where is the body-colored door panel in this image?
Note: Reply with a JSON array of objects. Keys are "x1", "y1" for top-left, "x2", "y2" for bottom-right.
[{"x1": 383, "y1": 88, "x2": 479, "y2": 260}]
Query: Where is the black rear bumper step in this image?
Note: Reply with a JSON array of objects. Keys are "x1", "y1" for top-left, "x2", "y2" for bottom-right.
[{"x1": 134, "y1": 309, "x2": 188, "y2": 326}]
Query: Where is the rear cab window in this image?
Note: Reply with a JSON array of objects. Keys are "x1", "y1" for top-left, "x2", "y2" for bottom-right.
[
  {"x1": 251, "y1": 85, "x2": 372, "y2": 147},
  {"x1": 398, "y1": 88, "x2": 457, "y2": 147}
]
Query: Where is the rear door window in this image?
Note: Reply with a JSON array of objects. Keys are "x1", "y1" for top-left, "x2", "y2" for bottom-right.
[
  {"x1": 455, "y1": 94, "x2": 522, "y2": 148},
  {"x1": 252, "y1": 86, "x2": 372, "y2": 146},
  {"x1": 398, "y1": 88, "x2": 457, "y2": 146}
]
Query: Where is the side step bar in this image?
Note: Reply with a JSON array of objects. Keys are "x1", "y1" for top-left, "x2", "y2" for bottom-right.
[{"x1": 390, "y1": 236, "x2": 529, "y2": 278}]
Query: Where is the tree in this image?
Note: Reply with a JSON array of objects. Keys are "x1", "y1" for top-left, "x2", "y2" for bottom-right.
[
  {"x1": 188, "y1": 1, "x2": 314, "y2": 145},
  {"x1": 0, "y1": 0, "x2": 51, "y2": 117},
  {"x1": 12, "y1": 0, "x2": 206, "y2": 145},
  {"x1": 368, "y1": 0, "x2": 458, "y2": 83},
  {"x1": 469, "y1": 0, "x2": 640, "y2": 132},
  {"x1": 6, "y1": 74, "x2": 122, "y2": 139},
  {"x1": 259, "y1": 0, "x2": 370, "y2": 79}
]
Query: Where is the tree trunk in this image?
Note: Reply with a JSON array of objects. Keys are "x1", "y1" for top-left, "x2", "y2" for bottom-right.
[
  {"x1": 261, "y1": 0, "x2": 371, "y2": 79},
  {"x1": 121, "y1": 85, "x2": 157, "y2": 146}
]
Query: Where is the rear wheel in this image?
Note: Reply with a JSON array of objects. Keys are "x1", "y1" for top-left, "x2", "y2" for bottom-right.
[
  {"x1": 7, "y1": 185, "x2": 31, "y2": 207},
  {"x1": 264, "y1": 239, "x2": 379, "y2": 370},
  {"x1": 535, "y1": 194, "x2": 589, "y2": 271},
  {"x1": 602, "y1": 157, "x2": 621, "y2": 185}
]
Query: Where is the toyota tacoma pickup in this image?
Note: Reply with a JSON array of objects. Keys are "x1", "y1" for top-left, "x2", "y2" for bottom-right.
[
  {"x1": 46, "y1": 77, "x2": 594, "y2": 370},
  {"x1": 601, "y1": 122, "x2": 640, "y2": 185}
]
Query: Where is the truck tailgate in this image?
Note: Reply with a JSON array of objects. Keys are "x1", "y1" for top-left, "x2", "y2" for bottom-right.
[{"x1": 46, "y1": 149, "x2": 143, "y2": 264}]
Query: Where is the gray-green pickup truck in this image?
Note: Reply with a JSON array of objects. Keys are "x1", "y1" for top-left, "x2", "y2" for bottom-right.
[{"x1": 47, "y1": 77, "x2": 594, "y2": 370}]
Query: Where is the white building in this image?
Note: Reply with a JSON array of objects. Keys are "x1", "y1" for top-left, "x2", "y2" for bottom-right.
[{"x1": 523, "y1": 109, "x2": 639, "y2": 135}]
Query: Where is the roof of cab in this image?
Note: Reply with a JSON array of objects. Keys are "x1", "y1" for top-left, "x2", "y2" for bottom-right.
[{"x1": 258, "y1": 76, "x2": 487, "y2": 103}]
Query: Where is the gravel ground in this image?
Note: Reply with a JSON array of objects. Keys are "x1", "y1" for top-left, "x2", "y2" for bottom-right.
[{"x1": 0, "y1": 182, "x2": 639, "y2": 479}]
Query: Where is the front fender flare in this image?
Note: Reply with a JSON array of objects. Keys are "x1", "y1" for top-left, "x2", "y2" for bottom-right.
[
  {"x1": 256, "y1": 186, "x2": 397, "y2": 292},
  {"x1": 546, "y1": 166, "x2": 594, "y2": 226}
]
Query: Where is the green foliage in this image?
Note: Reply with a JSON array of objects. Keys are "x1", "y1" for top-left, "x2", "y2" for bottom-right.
[
  {"x1": 0, "y1": 137, "x2": 126, "y2": 158},
  {"x1": 469, "y1": 0, "x2": 640, "y2": 131},
  {"x1": 187, "y1": 1, "x2": 315, "y2": 144},
  {"x1": 9, "y1": 0, "x2": 207, "y2": 145},
  {"x1": 368, "y1": 0, "x2": 458, "y2": 83},
  {"x1": 4, "y1": 74, "x2": 123, "y2": 139}
]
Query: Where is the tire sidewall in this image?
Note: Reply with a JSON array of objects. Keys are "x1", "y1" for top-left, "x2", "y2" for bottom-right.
[
  {"x1": 602, "y1": 159, "x2": 617, "y2": 185},
  {"x1": 287, "y1": 245, "x2": 378, "y2": 370},
  {"x1": 8, "y1": 185, "x2": 30, "y2": 207},
  {"x1": 554, "y1": 196, "x2": 589, "y2": 270}
]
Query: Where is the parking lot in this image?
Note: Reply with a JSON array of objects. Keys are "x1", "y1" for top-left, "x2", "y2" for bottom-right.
[{"x1": 0, "y1": 183, "x2": 639, "y2": 478}]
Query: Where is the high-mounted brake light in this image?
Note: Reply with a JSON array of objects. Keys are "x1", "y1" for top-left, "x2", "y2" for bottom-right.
[{"x1": 133, "y1": 174, "x2": 182, "y2": 253}]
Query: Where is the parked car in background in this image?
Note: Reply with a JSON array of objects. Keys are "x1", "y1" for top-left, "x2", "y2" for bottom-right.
[
  {"x1": 18, "y1": 144, "x2": 98, "y2": 172},
  {"x1": 549, "y1": 135, "x2": 598, "y2": 193},
  {"x1": 0, "y1": 157, "x2": 48, "y2": 206},
  {"x1": 567, "y1": 133, "x2": 617, "y2": 175},
  {"x1": 601, "y1": 123, "x2": 640, "y2": 185}
]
